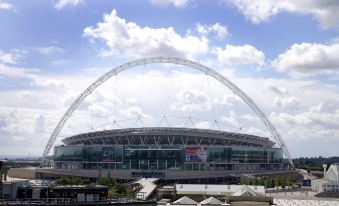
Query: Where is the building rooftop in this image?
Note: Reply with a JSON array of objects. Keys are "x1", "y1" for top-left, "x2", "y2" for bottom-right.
[
  {"x1": 175, "y1": 184, "x2": 265, "y2": 196},
  {"x1": 61, "y1": 127, "x2": 275, "y2": 148}
]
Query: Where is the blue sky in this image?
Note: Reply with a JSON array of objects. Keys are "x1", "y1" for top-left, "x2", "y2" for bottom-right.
[{"x1": 0, "y1": 0, "x2": 339, "y2": 158}]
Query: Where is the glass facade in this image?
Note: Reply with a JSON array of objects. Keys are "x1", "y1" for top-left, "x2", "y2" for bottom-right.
[{"x1": 54, "y1": 145, "x2": 283, "y2": 171}]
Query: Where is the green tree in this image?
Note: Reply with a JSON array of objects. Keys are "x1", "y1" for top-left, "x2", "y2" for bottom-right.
[
  {"x1": 54, "y1": 177, "x2": 91, "y2": 186},
  {"x1": 82, "y1": 179, "x2": 91, "y2": 185},
  {"x1": 271, "y1": 179, "x2": 275, "y2": 188},
  {"x1": 108, "y1": 188, "x2": 118, "y2": 198},
  {"x1": 115, "y1": 184, "x2": 127, "y2": 194},
  {"x1": 265, "y1": 179, "x2": 272, "y2": 188},
  {"x1": 70, "y1": 177, "x2": 83, "y2": 185},
  {"x1": 240, "y1": 178, "x2": 246, "y2": 185},
  {"x1": 248, "y1": 179, "x2": 254, "y2": 185},
  {"x1": 97, "y1": 177, "x2": 117, "y2": 188},
  {"x1": 54, "y1": 177, "x2": 69, "y2": 185},
  {"x1": 258, "y1": 178, "x2": 264, "y2": 186}
]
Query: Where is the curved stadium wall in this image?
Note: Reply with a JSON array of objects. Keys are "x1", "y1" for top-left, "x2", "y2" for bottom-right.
[{"x1": 53, "y1": 127, "x2": 283, "y2": 174}]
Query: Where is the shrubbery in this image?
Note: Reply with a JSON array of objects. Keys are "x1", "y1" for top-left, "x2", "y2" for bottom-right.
[
  {"x1": 54, "y1": 177, "x2": 91, "y2": 186},
  {"x1": 240, "y1": 177, "x2": 293, "y2": 188},
  {"x1": 96, "y1": 177, "x2": 134, "y2": 198},
  {"x1": 53, "y1": 176, "x2": 134, "y2": 198}
]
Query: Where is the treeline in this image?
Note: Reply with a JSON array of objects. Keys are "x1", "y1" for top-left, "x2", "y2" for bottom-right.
[
  {"x1": 293, "y1": 156, "x2": 339, "y2": 171},
  {"x1": 96, "y1": 177, "x2": 134, "y2": 198},
  {"x1": 240, "y1": 177, "x2": 292, "y2": 188},
  {"x1": 54, "y1": 177, "x2": 91, "y2": 185},
  {"x1": 54, "y1": 177, "x2": 133, "y2": 198}
]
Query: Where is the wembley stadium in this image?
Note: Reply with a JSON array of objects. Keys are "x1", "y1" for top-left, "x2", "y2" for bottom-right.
[
  {"x1": 9, "y1": 57, "x2": 295, "y2": 183},
  {"x1": 52, "y1": 127, "x2": 283, "y2": 180}
]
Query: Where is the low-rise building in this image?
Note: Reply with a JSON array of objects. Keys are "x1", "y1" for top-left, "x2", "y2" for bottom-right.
[
  {"x1": 312, "y1": 163, "x2": 339, "y2": 193},
  {"x1": 1, "y1": 178, "x2": 29, "y2": 199}
]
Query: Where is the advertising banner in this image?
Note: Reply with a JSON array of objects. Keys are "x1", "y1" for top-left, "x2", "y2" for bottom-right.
[
  {"x1": 102, "y1": 147, "x2": 115, "y2": 162},
  {"x1": 185, "y1": 146, "x2": 208, "y2": 162}
]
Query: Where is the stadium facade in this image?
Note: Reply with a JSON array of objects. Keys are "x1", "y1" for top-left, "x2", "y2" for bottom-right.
[{"x1": 48, "y1": 127, "x2": 284, "y2": 181}]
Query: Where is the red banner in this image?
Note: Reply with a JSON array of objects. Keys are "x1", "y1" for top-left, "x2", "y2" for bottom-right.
[{"x1": 185, "y1": 146, "x2": 208, "y2": 162}]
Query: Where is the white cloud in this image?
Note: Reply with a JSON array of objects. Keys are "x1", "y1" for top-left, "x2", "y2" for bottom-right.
[
  {"x1": 121, "y1": 106, "x2": 149, "y2": 118},
  {"x1": 265, "y1": 83, "x2": 287, "y2": 95},
  {"x1": 221, "y1": 111, "x2": 239, "y2": 128},
  {"x1": 0, "y1": 62, "x2": 67, "y2": 91},
  {"x1": 220, "y1": 93, "x2": 241, "y2": 106},
  {"x1": 0, "y1": 63, "x2": 30, "y2": 78},
  {"x1": 196, "y1": 23, "x2": 229, "y2": 40},
  {"x1": 54, "y1": 0, "x2": 82, "y2": 10},
  {"x1": 149, "y1": 0, "x2": 191, "y2": 8},
  {"x1": 216, "y1": 44, "x2": 265, "y2": 66},
  {"x1": 270, "y1": 103, "x2": 339, "y2": 139},
  {"x1": 171, "y1": 89, "x2": 210, "y2": 112},
  {"x1": 273, "y1": 42, "x2": 339, "y2": 76},
  {"x1": 273, "y1": 97, "x2": 300, "y2": 111},
  {"x1": 83, "y1": 9, "x2": 209, "y2": 59},
  {"x1": 0, "y1": 51, "x2": 16, "y2": 64},
  {"x1": 0, "y1": 1, "x2": 14, "y2": 10},
  {"x1": 227, "y1": 0, "x2": 339, "y2": 29},
  {"x1": 194, "y1": 121, "x2": 212, "y2": 129},
  {"x1": 34, "y1": 114, "x2": 46, "y2": 133},
  {"x1": 89, "y1": 105, "x2": 110, "y2": 118},
  {"x1": 33, "y1": 46, "x2": 64, "y2": 55},
  {"x1": 0, "y1": 49, "x2": 25, "y2": 64}
]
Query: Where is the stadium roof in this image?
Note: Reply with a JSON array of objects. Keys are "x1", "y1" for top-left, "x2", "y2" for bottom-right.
[{"x1": 62, "y1": 127, "x2": 275, "y2": 148}]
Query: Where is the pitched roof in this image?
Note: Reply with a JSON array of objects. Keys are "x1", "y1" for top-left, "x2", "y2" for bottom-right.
[
  {"x1": 173, "y1": 196, "x2": 198, "y2": 204},
  {"x1": 200, "y1": 196, "x2": 222, "y2": 205},
  {"x1": 232, "y1": 185, "x2": 259, "y2": 197}
]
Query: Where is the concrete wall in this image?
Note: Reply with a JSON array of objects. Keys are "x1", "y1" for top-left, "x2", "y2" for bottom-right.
[{"x1": 8, "y1": 168, "x2": 37, "y2": 179}]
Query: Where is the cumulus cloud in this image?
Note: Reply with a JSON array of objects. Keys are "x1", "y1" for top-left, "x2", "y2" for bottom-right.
[
  {"x1": 171, "y1": 89, "x2": 210, "y2": 112},
  {"x1": 194, "y1": 121, "x2": 212, "y2": 129},
  {"x1": 54, "y1": 0, "x2": 82, "y2": 10},
  {"x1": 33, "y1": 46, "x2": 64, "y2": 55},
  {"x1": 227, "y1": 0, "x2": 339, "y2": 29},
  {"x1": 121, "y1": 106, "x2": 149, "y2": 118},
  {"x1": 216, "y1": 44, "x2": 265, "y2": 66},
  {"x1": 265, "y1": 83, "x2": 287, "y2": 95},
  {"x1": 220, "y1": 93, "x2": 242, "y2": 106},
  {"x1": 89, "y1": 105, "x2": 110, "y2": 118},
  {"x1": 273, "y1": 97, "x2": 300, "y2": 111},
  {"x1": 149, "y1": 0, "x2": 191, "y2": 8},
  {"x1": 0, "y1": 1, "x2": 14, "y2": 10},
  {"x1": 196, "y1": 23, "x2": 229, "y2": 40},
  {"x1": 0, "y1": 49, "x2": 25, "y2": 64},
  {"x1": 83, "y1": 9, "x2": 209, "y2": 59},
  {"x1": 273, "y1": 42, "x2": 339, "y2": 75},
  {"x1": 0, "y1": 62, "x2": 68, "y2": 91},
  {"x1": 221, "y1": 111, "x2": 239, "y2": 128},
  {"x1": 275, "y1": 107, "x2": 339, "y2": 129},
  {"x1": 34, "y1": 114, "x2": 46, "y2": 133}
]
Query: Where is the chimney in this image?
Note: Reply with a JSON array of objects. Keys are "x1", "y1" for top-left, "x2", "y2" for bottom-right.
[{"x1": 323, "y1": 164, "x2": 327, "y2": 178}]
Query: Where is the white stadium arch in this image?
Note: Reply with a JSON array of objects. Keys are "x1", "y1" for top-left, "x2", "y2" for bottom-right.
[{"x1": 41, "y1": 57, "x2": 295, "y2": 168}]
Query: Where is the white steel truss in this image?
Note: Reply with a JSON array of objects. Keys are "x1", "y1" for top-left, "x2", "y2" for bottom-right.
[{"x1": 41, "y1": 57, "x2": 295, "y2": 168}]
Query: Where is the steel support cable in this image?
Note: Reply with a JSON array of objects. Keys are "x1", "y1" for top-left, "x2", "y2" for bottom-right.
[
  {"x1": 205, "y1": 74, "x2": 220, "y2": 131},
  {"x1": 41, "y1": 57, "x2": 294, "y2": 168},
  {"x1": 113, "y1": 74, "x2": 118, "y2": 129}
]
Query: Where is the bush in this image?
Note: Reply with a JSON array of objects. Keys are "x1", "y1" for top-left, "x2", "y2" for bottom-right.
[
  {"x1": 54, "y1": 177, "x2": 91, "y2": 186},
  {"x1": 96, "y1": 177, "x2": 133, "y2": 197}
]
